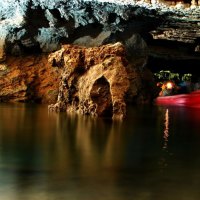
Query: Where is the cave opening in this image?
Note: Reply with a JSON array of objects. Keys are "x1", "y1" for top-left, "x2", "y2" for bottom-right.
[
  {"x1": 144, "y1": 38, "x2": 200, "y2": 83},
  {"x1": 91, "y1": 76, "x2": 113, "y2": 117}
]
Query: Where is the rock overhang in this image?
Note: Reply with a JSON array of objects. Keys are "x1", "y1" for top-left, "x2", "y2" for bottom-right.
[{"x1": 0, "y1": 0, "x2": 200, "y2": 58}]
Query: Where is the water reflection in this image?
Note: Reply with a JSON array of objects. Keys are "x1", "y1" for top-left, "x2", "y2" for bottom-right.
[
  {"x1": 163, "y1": 109, "x2": 169, "y2": 150},
  {"x1": 0, "y1": 104, "x2": 127, "y2": 200},
  {"x1": 1, "y1": 104, "x2": 200, "y2": 199}
]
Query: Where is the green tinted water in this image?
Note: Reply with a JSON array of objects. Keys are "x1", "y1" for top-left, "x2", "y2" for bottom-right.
[{"x1": 0, "y1": 103, "x2": 200, "y2": 200}]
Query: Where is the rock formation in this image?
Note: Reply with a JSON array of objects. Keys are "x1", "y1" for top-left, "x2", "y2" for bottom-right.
[
  {"x1": 0, "y1": 55, "x2": 60, "y2": 103},
  {"x1": 0, "y1": 42, "x2": 158, "y2": 118},
  {"x1": 0, "y1": 0, "x2": 199, "y2": 118},
  {"x1": 1, "y1": 0, "x2": 200, "y2": 55},
  {"x1": 48, "y1": 42, "x2": 158, "y2": 119}
]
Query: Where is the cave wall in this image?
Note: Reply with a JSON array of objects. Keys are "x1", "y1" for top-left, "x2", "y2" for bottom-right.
[
  {"x1": 1, "y1": 0, "x2": 200, "y2": 113},
  {"x1": 0, "y1": 0, "x2": 161, "y2": 59},
  {"x1": 0, "y1": 0, "x2": 200, "y2": 65},
  {"x1": 0, "y1": 55, "x2": 60, "y2": 103}
]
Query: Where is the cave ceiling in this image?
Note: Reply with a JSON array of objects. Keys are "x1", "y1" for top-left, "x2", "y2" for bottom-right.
[{"x1": 0, "y1": 0, "x2": 200, "y2": 61}]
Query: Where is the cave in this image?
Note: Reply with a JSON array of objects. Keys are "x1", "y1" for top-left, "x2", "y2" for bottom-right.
[
  {"x1": 143, "y1": 37, "x2": 200, "y2": 83},
  {"x1": 1, "y1": 1, "x2": 200, "y2": 199},
  {"x1": 1, "y1": 0, "x2": 200, "y2": 111}
]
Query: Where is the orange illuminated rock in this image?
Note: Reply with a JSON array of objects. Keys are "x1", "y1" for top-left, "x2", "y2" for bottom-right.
[
  {"x1": 0, "y1": 55, "x2": 60, "y2": 103},
  {"x1": 48, "y1": 42, "x2": 158, "y2": 119},
  {"x1": 0, "y1": 43, "x2": 158, "y2": 119},
  {"x1": 48, "y1": 42, "x2": 130, "y2": 119}
]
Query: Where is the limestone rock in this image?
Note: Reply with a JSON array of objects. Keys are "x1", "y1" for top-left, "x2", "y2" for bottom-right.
[
  {"x1": 1, "y1": 0, "x2": 200, "y2": 56},
  {"x1": 0, "y1": 42, "x2": 158, "y2": 119},
  {"x1": 1, "y1": 0, "x2": 200, "y2": 71},
  {"x1": 48, "y1": 42, "x2": 158, "y2": 119},
  {"x1": 0, "y1": 55, "x2": 60, "y2": 103}
]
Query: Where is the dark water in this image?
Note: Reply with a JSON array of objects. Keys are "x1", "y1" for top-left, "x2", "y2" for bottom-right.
[{"x1": 1, "y1": 103, "x2": 200, "y2": 200}]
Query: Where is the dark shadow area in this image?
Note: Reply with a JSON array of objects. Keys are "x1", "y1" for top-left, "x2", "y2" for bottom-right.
[
  {"x1": 91, "y1": 76, "x2": 113, "y2": 117},
  {"x1": 146, "y1": 56, "x2": 200, "y2": 81},
  {"x1": 61, "y1": 23, "x2": 103, "y2": 44},
  {"x1": 144, "y1": 37, "x2": 200, "y2": 82}
]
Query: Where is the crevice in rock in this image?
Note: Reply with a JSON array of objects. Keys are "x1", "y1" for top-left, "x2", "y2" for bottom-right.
[
  {"x1": 91, "y1": 76, "x2": 113, "y2": 117},
  {"x1": 62, "y1": 23, "x2": 104, "y2": 44},
  {"x1": 25, "y1": 5, "x2": 49, "y2": 31},
  {"x1": 108, "y1": 13, "x2": 118, "y2": 23}
]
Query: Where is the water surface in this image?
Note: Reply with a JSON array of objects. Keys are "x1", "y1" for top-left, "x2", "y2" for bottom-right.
[{"x1": 0, "y1": 103, "x2": 200, "y2": 200}]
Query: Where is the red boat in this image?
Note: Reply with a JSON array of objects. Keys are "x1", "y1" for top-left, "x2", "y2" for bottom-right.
[{"x1": 155, "y1": 90, "x2": 200, "y2": 108}]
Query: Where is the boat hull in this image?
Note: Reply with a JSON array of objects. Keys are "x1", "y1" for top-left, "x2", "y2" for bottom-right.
[{"x1": 155, "y1": 90, "x2": 200, "y2": 108}]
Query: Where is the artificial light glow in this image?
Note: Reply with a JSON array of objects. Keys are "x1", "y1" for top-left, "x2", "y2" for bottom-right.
[{"x1": 166, "y1": 82, "x2": 173, "y2": 89}]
